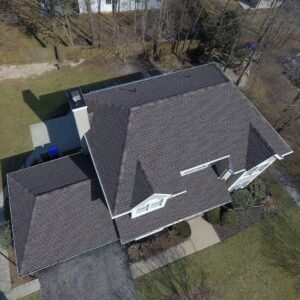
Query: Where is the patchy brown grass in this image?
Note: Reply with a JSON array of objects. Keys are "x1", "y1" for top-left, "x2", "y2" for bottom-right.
[{"x1": 242, "y1": 52, "x2": 300, "y2": 188}]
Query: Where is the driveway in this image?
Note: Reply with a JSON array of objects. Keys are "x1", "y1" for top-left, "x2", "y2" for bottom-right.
[{"x1": 38, "y1": 242, "x2": 138, "y2": 300}]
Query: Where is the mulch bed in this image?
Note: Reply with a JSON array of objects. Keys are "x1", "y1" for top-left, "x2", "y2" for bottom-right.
[
  {"x1": 127, "y1": 227, "x2": 187, "y2": 263},
  {"x1": 214, "y1": 206, "x2": 266, "y2": 241},
  {"x1": 8, "y1": 247, "x2": 34, "y2": 288}
]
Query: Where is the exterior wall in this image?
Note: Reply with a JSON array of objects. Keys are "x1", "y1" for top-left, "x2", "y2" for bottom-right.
[
  {"x1": 228, "y1": 156, "x2": 277, "y2": 191},
  {"x1": 72, "y1": 107, "x2": 91, "y2": 151},
  {"x1": 239, "y1": 0, "x2": 282, "y2": 10},
  {"x1": 78, "y1": 0, "x2": 161, "y2": 13}
]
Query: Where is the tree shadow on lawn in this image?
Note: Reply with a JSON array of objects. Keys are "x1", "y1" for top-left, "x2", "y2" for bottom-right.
[
  {"x1": 22, "y1": 72, "x2": 145, "y2": 122},
  {"x1": 135, "y1": 246, "x2": 209, "y2": 300}
]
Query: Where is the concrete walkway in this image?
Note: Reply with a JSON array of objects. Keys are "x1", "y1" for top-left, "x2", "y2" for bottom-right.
[
  {"x1": 5, "y1": 279, "x2": 40, "y2": 300},
  {"x1": 130, "y1": 216, "x2": 220, "y2": 279},
  {"x1": 0, "y1": 249, "x2": 11, "y2": 293},
  {"x1": 29, "y1": 113, "x2": 80, "y2": 156}
]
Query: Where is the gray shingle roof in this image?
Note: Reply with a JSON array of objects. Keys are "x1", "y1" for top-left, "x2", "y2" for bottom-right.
[
  {"x1": 116, "y1": 167, "x2": 232, "y2": 243},
  {"x1": 246, "y1": 124, "x2": 275, "y2": 170},
  {"x1": 8, "y1": 154, "x2": 117, "y2": 276},
  {"x1": 84, "y1": 63, "x2": 292, "y2": 216}
]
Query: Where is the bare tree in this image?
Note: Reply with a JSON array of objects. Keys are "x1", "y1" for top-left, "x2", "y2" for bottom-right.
[
  {"x1": 84, "y1": 0, "x2": 98, "y2": 47},
  {"x1": 236, "y1": 0, "x2": 284, "y2": 85}
]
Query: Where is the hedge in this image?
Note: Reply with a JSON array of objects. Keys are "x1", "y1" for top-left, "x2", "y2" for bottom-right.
[
  {"x1": 173, "y1": 221, "x2": 192, "y2": 239},
  {"x1": 221, "y1": 210, "x2": 239, "y2": 229},
  {"x1": 207, "y1": 207, "x2": 221, "y2": 224}
]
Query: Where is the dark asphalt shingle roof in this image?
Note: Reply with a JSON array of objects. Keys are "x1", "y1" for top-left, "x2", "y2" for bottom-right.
[
  {"x1": 116, "y1": 167, "x2": 232, "y2": 243},
  {"x1": 246, "y1": 124, "x2": 275, "y2": 170},
  {"x1": 84, "y1": 63, "x2": 292, "y2": 216},
  {"x1": 38, "y1": 242, "x2": 138, "y2": 300},
  {"x1": 8, "y1": 154, "x2": 117, "y2": 276}
]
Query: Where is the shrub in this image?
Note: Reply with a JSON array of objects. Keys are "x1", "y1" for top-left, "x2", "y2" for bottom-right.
[
  {"x1": 207, "y1": 207, "x2": 221, "y2": 224},
  {"x1": 221, "y1": 210, "x2": 239, "y2": 229},
  {"x1": 247, "y1": 178, "x2": 267, "y2": 205},
  {"x1": 0, "y1": 221, "x2": 12, "y2": 249},
  {"x1": 173, "y1": 221, "x2": 191, "y2": 239},
  {"x1": 231, "y1": 189, "x2": 255, "y2": 210}
]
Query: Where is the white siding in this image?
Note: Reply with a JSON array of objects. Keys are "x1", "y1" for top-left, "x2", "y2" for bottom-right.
[
  {"x1": 239, "y1": 0, "x2": 282, "y2": 10},
  {"x1": 131, "y1": 193, "x2": 170, "y2": 218},
  {"x1": 228, "y1": 156, "x2": 276, "y2": 191},
  {"x1": 78, "y1": 0, "x2": 161, "y2": 13}
]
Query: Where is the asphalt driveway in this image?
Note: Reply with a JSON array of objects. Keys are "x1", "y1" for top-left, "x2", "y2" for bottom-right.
[{"x1": 38, "y1": 242, "x2": 138, "y2": 300}]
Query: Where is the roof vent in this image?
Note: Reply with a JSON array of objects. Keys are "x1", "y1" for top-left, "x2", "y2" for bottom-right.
[
  {"x1": 67, "y1": 88, "x2": 86, "y2": 110},
  {"x1": 71, "y1": 90, "x2": 81, "y2": 103}
]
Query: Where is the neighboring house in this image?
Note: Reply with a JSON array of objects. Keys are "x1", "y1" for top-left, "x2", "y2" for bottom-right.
[
  {"x1": 7, "y1": 63, "x2": 292, "y2": 277},
  {"x1": 239, "y1": 0, "x2": 282, "y2": 9},
  {"x1": 78, "y1": 0, "x2": 161, "y2": 13}
]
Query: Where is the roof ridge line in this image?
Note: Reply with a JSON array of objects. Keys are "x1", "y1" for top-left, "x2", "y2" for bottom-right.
[
  {"x1": 83, "y1": 62, "x2": 223, "y2": 98},
  {"x1": 8, "y1": 176, "x2": 36, "y2": 274},
  {"x1": 128, "y1": 81, "x2": 231, "y2": 112},
  {"x1": 8, "y1": 175, "x2": 35, "y2": 197},
  {"x1": 35, "y1": 177, "x2": 94, "y2": 198},
  {"x1": 111, "y1": 107, "x2": 132, "y2": 213}
]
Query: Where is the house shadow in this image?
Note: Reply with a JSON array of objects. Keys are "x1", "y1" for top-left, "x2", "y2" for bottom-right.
[
  {"x1": 2, "y1": 72, "x2": 148, "y2": 219},
  {"x1": 22, "y1": 72, "x2": 145, "y2": 122},
  {"x1": 21, "y1": 72, "x2": 147, "y2": 164},
  {"x1": 0, "y1": 291, "x2": 8, "y2": 300}
]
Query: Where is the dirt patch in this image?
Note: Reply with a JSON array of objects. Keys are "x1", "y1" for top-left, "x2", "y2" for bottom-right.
[
  {"x1": 0, "y1": 59, "x2": 86, "y2": 81},
  {"x1": 242, "y1": 53, "x2": 300, "y2": 190}
]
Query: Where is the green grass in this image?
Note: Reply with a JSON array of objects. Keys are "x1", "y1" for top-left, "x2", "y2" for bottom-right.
[
  {"x1": 17, "y1": 291, "x2": 41, "y2": 300},
  {"x1": 0, "y1": 58, "x2": 136, "y2": 186},
  {"x1": 136, "y1": 173, "x2": 299, "y2": 300}
]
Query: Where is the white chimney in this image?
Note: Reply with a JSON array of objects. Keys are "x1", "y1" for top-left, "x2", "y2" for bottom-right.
[{"x1": 67, "y1": 88, "x2": 90, "y2": 152}]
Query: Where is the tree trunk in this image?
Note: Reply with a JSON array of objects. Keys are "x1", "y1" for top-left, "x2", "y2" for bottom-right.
[{"x1": 85, "y1": 0, "x2": 98, "y2": 47}]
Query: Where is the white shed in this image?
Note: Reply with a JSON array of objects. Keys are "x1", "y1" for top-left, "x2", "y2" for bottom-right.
[
  {"x1": 239, "y1": 0, "x2": 282, "y2": 9},
  {"x1": 78, "y1": 0, "x2": 161, "y2": 13}
]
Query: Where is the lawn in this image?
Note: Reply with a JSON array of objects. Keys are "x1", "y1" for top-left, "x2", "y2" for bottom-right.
[
  {"x1": 135, "y1": 173, "x2": 300, "y2": 300},
  {"x1": 18, "y1": 291, "x2": 41, "y2": 300},
  {"x1": 0, "y1": 57, "x2": 136, "y2": 187}
]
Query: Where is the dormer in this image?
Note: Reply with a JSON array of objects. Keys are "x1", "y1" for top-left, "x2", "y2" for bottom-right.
[{"x1": 131, "y1": 193, "x2": 170, "y2": 218}]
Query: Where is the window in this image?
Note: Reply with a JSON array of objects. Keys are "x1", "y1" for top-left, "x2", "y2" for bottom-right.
[
  {"x1": 136, "y1": 204, "x2": 149, "y2": 214},
  {"x1": 106, "y1": 0, "x2": 112, "y2": 4},
  {"x1": 150, "y1": 199, "x2": 163, "y2": 209},
  {"x1": 132, "y1": 196, "x2": 167, "y2": 218},
  {"x1": 247, "y1": 163, "x2": 269, "y2": 176},
  {"x1": 231, "y1": 181, "x2": 250, "y2": 191}
]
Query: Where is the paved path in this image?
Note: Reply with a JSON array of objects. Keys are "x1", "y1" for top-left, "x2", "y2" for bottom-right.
[
  {"x1": 0, "y1": 249, "x2": 11, "y2": 293},
  {"x1": 29, "y1": 113, "x2": 80, "y2": 153},
  {"x1": 130, "y1": 216, "x2": 220, "y2": 279},
  {"x1": 5, "y1": 279, "x2": 40, "y2": 300}
]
